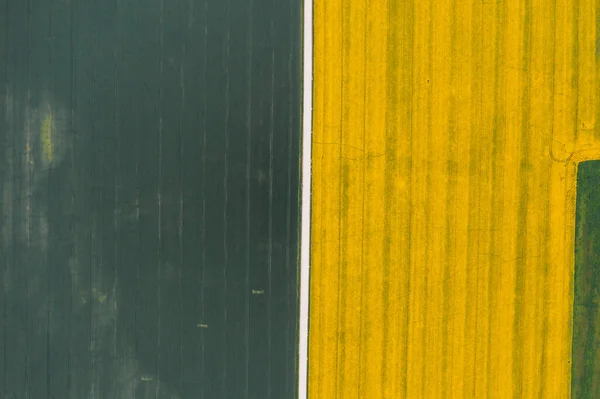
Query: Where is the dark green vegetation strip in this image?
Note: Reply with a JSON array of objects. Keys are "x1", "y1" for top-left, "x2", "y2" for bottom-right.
[{"x1": 572, "y1": 160, "x2": 600, "y2": 398}]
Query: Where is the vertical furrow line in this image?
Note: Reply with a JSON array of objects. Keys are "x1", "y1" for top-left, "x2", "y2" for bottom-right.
[
  {"x1": 538, "y1": 0, "x2": 557, "y2": 395},
  {"x1": 427, "y1": 0, "x2": 451, "y2": 394},
  {"x1": 155, "y1": 1, "x2": 165, "y2": 397},
  {"x1": 90, "y1": 3, "x2": 98, "y2": 394},
  {"x1": 421, "y1": 0, "x2": 434, "y2": 392},
  {"x1": 113, "y1": 2, "x2": 122, "y2": 394},
  {"x1": 400, "y1": 0, "x2": 415, "y2": 395},
  {"x1": 443, "y1": 0, "x2": 457, "y2": 395},
  {"x1": 472, "y1": 0, "x2": 484, "y2": 393},
  {"x1": 357, "y1": 0, "x2": 368, "y2": 394},
  {"x1": 458, "y1": 0, "x2": 477, "y2": 389},
  {"x1": 222, "y1": 0, "x2": 231, "y2": 393},
  {"x1": 46, "y1": 3, "x2": 54, "y2": 396},
  {"x1": 381, "y1": 0, "x2": 397, "y2": 392},
  {"x1": 512, "y1": 0, "x2": 532, "y2": 395},
  {"x1": 486, "y1": 0, "x2": 507, "y2": 395},
  {"x1": 67, "y1": 0, "x2": 75, "y2": 393},
  {"x1": 477, "y1": 1, "x2": 498, "y2": 395},
  {"x1": 244, "y1": 0, "x2": 253, "y2": 395},
  {"x1": 284, "y1": 0, "x2": 293, "y2": 393},
  {"x1": 1, "y1": 0, "x2": 9, "y2": 395},
  {"x1": 315, "y1": 2, "x2": 328, "y2": 396},
  {"x1": 200, "y1": 0, "x2": 208, "y2": 394},
  {"x1": 449, "y1": 0, "x2": 473, "y2": 393},
  {"x1": 133, "y1": 1, "x2": 141, "y2": 396},
  {"x1": 467, "y1": 0, "x2": 483, "y2": 395},
  {"x1": 267, "y1": 8, "x2": 275, "y2": 398},
  {"x1": 333, "y1": 0, "x2": 346, "y2": 396},
  {"x1": 178, "y1": 0, "x2": 187, "y2": 392},
  {"x1": 24, "y1": 0, "x2": 32, "y2": 394}
]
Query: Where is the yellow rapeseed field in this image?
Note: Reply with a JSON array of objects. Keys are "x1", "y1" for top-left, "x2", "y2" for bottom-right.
[{"x1": 309, "y1": 0, "x2": 600, "y2": 397}]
